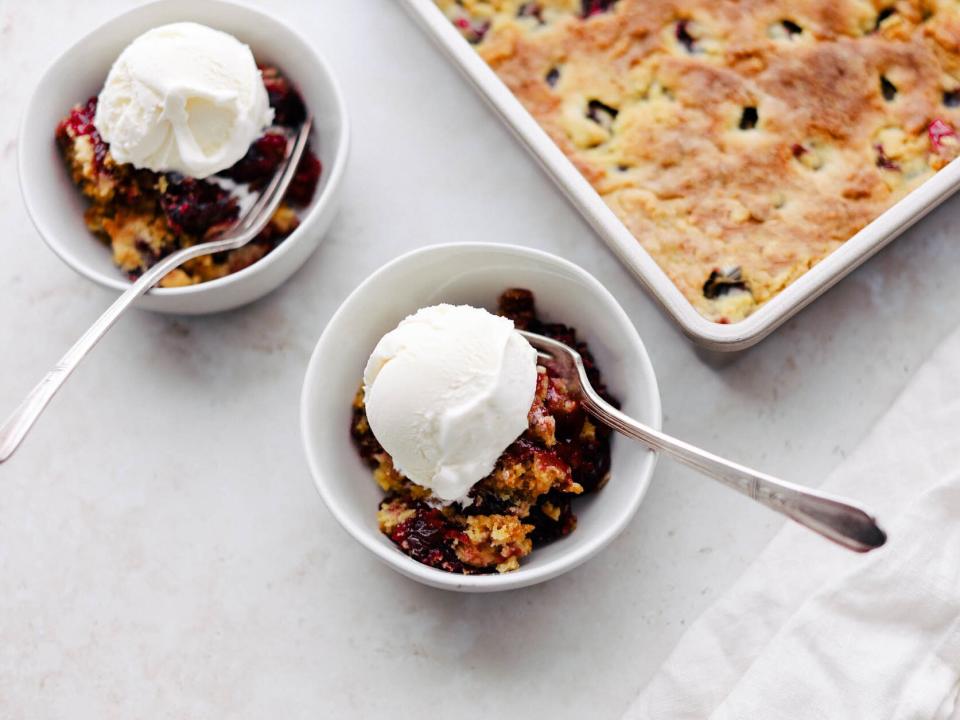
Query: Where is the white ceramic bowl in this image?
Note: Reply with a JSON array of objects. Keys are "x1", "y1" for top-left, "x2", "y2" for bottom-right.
[
  {"x1": 301, "y1": 244, "x2": 661, "y2": 592},
  {"x1": 19, "y1": 0, "x2": 349, "y2": 314}
]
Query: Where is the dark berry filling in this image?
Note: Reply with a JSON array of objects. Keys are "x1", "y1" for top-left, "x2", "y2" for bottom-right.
[
  {"x1": 260, "y1": 66, "x2": 307, "y2": 127},
  {"x1": 944, "y1": 90, "x2": 960, "y2": 107},
  {"x1": 56, "y1": 97, "x2": 109, "y2": 172},
  {"x1": 676, "y1": 20, "x2": 696, "y2": 52},
  {"x1": 703, "y1": 267, "x2": 748, "y2": 299},
  {"x1": 880, "y1": 76, "x2": 897, "y2": 101},
  {"x1": 581, "y1": 0, "x2": 617, "y2": 17},
  {"x1": 160, "y1": 177, "x2": 239, "y2": 236},
  {"x1": 389, "y1": 504, "x2": 465, "y2": 574},
  {"x1": 874, "y1": 143, "x2": 900, "y2": 170},
  {"x1": 781, "y1": 19, "x2": 803, "y2": 35},
  {"x1": 587, "y1": 99, "x2": 619, "y2": 131},
  {"x1": 874, "y1": 7, "x2": 896, "y2": 30},
  {"x1": 517, "y1": 2, "x2": 545, "y2": 23},
  {"x1": 739, "y1": 106, "x2": 759, "y2": 130},
  {"x1": 546, "y1": 67, "x2": 561, "y2": 87},
  {"x1": 525, "y1": 492, "x2": 576, "y2": 544},
  {"x1": 286, "y1": 151, "x2": 322, "y2": 207},
  {"x1": 220, "y1": 133, "x2": 287, "y2": 185},
  {"x1": 453, "y1": 16, "x2": 491, "y2": 43}
]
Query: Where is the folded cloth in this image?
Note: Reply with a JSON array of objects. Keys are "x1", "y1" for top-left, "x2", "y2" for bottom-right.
[{"x1": 625, "y1": 326, "x2": 960, "y2": 720}]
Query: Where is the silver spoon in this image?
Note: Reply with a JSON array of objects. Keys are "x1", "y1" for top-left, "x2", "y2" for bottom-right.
[
  {"x1": 0, "y1": 116, "x2": 313, "y2": 463},
  {"x1": 519, "y1": 330, "x2": 887, "y2": 552}
]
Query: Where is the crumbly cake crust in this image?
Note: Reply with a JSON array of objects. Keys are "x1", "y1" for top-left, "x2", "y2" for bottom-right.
[
  {"x1": 351, "y1": 289, "x2": 615, "y2": 574},
  {"x1": 437, "y1": 0, "x2": 960, "y2": 321}
]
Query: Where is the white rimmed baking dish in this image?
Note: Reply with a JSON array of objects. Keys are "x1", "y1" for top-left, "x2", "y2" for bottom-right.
[{"x1": 401, "y1": 0, "x2": 960, "y2": 351}]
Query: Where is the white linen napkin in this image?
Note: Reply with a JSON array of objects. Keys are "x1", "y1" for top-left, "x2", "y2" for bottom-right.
[{"x1": 625, "y1": 325, "x2": 960, "y2": 720}]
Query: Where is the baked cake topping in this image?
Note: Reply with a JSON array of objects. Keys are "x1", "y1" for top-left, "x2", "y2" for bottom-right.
[{"x1": 436, "y1": 0, "x2": 960, "y2": 322}]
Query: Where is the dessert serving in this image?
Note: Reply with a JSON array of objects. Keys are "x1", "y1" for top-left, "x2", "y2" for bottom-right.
[
  {"x1": 435, "y1": 0, "x2": 960, "y2": 322},
  {"x1": 351, "y1": 289, "x2": 616, "y2": 574},
  {"x1": 56, "y1": 22, "x2": 321, "y2": 288}
]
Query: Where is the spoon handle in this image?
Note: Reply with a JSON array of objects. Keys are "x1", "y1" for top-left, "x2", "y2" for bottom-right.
[
  {"x1": 0, "y1": 236, "x2": 234, "y2": 464},
  {"x1": 0, "y1": 118, "x2": 315, "y2": 464},
  {"x1": 0, "y1": 259, "x2": 184, "y2": 463},
  {"x1": 581, "y1": 394, "x2": 886, "y2": 552}
]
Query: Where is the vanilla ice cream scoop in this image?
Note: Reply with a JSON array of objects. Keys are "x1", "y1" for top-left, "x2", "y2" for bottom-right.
[
  {"x1": 363, "y1": 305, "x2": 539, "y2": 503},
  {"x1": 94, "y1": 22, "x2": 274, "y2": 179}
]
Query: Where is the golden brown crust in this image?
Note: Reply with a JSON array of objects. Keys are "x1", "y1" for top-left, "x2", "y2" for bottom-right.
[{"x1": 438, "y1": 0, "x2": 960, "y2": 321}]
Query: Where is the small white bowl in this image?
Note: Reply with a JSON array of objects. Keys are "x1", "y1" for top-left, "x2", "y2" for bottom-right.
[
  {"x1": 18, "y1": 0, "x2": 349, "y2": 314},
  {"x1": 301, "y1": 243, "x2": 662, "y2": 592}
]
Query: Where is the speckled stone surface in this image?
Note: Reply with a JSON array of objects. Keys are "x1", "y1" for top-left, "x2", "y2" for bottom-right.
[{"x1": 1, "y1": 1, "x2": 958, "y2": 718}]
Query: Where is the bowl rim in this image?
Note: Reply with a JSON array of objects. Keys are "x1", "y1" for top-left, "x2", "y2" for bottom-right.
[
  {"x1": 17, "y1": 0, "x2": 350, "y2": 300},
  {"x1": 300, "y1": 242, "x2": 662, "y2": 591}
]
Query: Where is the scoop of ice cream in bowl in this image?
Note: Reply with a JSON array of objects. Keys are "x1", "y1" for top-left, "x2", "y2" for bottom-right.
[
  {"x1": 362, "y1": 304, "x2": 539, "y2": 505},
  {"x1": 300, "y1": 243, "x2": 662, "y2": 592},
  {"x1": 19, "y1": 0, "x2": 349, "y2": 314},
  {"x1": 94, "y1": 22, "x2": 275, "y2": 179}
]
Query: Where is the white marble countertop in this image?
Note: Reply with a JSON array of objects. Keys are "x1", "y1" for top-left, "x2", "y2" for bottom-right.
[{"x1": 2, "y1": 1, "x2": 958, "y2": 717}]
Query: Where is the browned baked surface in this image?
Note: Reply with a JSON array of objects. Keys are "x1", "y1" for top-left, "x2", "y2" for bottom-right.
[{"x1": 436, "y1": 0, "x2": 960, "y2": 321}]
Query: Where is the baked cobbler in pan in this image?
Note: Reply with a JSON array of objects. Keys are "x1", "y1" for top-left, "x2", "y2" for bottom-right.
[{"x1": 437, "y1": 0, "x2": 960, "y2": 321}]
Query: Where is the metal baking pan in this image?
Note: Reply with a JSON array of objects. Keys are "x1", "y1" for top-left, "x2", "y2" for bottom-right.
[{"x1": 402, "y1": 0, "x2": 960, "y2": 351}]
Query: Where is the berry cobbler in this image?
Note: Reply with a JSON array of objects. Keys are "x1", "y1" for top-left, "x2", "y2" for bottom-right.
[
  {"x1": 56, "y1": 23, "x2": 321, "y2": 287},
  {"x1": 437, "y1": 0, "x2": 960, "y2": 322},
  {"x1": 351, "y1": 289, "x2": 615, "y2": 574}
]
